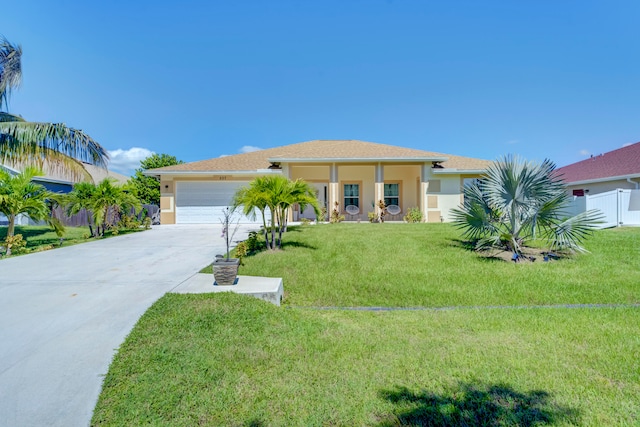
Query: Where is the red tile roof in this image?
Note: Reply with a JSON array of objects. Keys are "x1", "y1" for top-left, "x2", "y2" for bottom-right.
[{"x1": 556, "y1": 141, "x2": 640, "y2": 183}]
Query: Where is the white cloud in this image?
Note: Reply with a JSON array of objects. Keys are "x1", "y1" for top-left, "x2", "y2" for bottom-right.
[
  {"x1": 107, "y1": 147, "x2": 154, "y2": 175},
  {"x1": 240, "y1": 145, "x2": 262, "y2": 153},
  {"x1": 579, "y1": 149, "x2": 591, "y2": 156}
]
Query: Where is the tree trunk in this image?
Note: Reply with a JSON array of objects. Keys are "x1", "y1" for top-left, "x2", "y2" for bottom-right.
[
  {"x1": 277, "y1": 208, "x2": 284, "y2": 249},
  {"x1": 270, "y1": 209, "x2": 276, "y2": 250},
  {"x1": 5, "y1": 215, "x2": 16, "y2": 256},
  {"x1": 261, "y1": 210, "x2": 269, "y2": 250}
]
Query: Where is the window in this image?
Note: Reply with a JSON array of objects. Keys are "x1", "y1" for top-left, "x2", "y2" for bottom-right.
[
  {"x1": 462, "y1": 178, "x2": 481, "y2": 203},
  {"x1": 384, "y1": 183, "x2": 400, "y2": 207},
  {"x1": 343, "y1": 183, "x2": 360, "y2": 208}
]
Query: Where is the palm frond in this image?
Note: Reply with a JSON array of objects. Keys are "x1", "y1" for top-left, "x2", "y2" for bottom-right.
[
  {"x1": 0, "y1": 37, "x2": 22, "y2": 110},
  {"x1": 0, "y1": 112, "x2": 25, "y2": 122},
  {"x1": 549, "y1": 209, "x2": 605, "y2": 253},
  {"x1": 0, "y1": 120, "x2": 108, "y2": 167}
]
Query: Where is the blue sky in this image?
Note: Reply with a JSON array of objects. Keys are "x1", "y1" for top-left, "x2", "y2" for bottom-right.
[{"x1": 2, "y1": 0, "x2": 639, "y2": 175}]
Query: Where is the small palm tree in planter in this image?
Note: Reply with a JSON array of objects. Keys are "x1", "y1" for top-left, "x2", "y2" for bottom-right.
[{"x1": 213, "y1": 207, "x2": 241, "y2": 286}]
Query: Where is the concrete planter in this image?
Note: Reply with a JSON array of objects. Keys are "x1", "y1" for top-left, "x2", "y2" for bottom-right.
[{"x1": 213, "y1": 258, "x2": 240, "y2": 286}]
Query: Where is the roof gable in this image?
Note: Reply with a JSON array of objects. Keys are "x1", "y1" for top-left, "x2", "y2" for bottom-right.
[
  {"x1": 556, "y1": 141, "x2": 640, "y2": 183},
  {"x1": 150, "y1": 140, "x2": 491, "y2": 173}
]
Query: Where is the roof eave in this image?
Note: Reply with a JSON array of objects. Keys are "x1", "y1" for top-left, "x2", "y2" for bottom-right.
[
  {"x1": 432, "y1": 169, "x2": 486, "y2": 175},
  {"x1": 270, "y1": 156, "x2": 449, "y2": 163},
  {"x1": 143, "y1": 169, "x2": 284, "y2": 177},
  {"x1": 562, "y1": 173, "x2": 640, "y2": 186}
]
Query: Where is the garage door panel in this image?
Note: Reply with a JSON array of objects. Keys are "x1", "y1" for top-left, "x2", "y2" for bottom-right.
[{"x1": 175, "y1": 181, "x2": 268, "y2": 224}]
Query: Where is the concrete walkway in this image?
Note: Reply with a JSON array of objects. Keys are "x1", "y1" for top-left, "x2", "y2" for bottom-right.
[{"x1": 0, "y1": 224, "x2": 255, "y2": 427}]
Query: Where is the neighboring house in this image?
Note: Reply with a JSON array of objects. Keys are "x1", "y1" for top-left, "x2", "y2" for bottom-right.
[
  {"x1": 1, "y1": 162, "x2": 129, "y2": 194},
  {"x1": 556, "y1": 141, "x2": 640, "y2": 195},
  {"x1": 557, "y1": 141, "x2": 640, "y2": 228},
  {"x1": 146, "y1": 140, "x2": 491, "y2": 224},
  {"x1": 0, "y1": 162, "x2": 129, "y2": 226}
]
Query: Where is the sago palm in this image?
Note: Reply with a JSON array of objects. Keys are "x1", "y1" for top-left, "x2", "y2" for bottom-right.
[
  {"x1": 0, "y1": 37, "x2": 108, "y2": 178},
  {"x1": 451, "y1": 155, "x2": 602, "y2": 256}
]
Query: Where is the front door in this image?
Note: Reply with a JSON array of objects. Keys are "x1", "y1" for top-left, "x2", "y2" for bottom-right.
[{"x1": 300, "y1": 183, "x2": 328, "y2": 220}]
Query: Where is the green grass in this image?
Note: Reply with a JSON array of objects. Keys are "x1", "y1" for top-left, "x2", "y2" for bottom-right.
[
  {"x1": 93, "y1": 293, "x2": 640, "y2": 426},
  {"x1": 211, "y1": 223, "x2": 640, "y2": 307},
  {"x1": 93, "y1": 224, "x2": 640, "y2": 426},
  {"x1": 0, "y1": 225, "x2": 146, "y2": 256}
]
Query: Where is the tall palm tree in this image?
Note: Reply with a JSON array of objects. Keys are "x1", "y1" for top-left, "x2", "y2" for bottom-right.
[
  {"x1": 0, "y1": 166, "x2": 63, "y2": 255},
  {"x1": 451, "y1": 155, "x2": 603, "y2": 256},
  {"x1": 0, "y1": 37, "x2": 108, "y2": 178}
]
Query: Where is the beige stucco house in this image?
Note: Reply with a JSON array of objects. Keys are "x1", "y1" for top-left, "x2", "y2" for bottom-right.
[{"x1": 147, "y1": 140, "x2": 491, "y2": 224}]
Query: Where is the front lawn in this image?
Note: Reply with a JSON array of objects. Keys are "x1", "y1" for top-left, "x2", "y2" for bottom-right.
[
  {"x1": 92, "y1": 224, "x2": 640, "y2": 426},
  {"x1": 227, "y1": 223, "x2": 640, "y2": 307}
]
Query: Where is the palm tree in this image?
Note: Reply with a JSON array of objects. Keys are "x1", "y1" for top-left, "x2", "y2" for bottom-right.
[
  {"x1": 233, "y1": 175, "x2": 321, "y2": 250},
  {"x1": 0, "y1": 166, "x2": 63, "y2": 255},
  {"x1": 451, "y1": 155, "x2": 602, "y2": 257},
  {"x1": 232, "y1": 177, "x2": 271, "y2": 248},
  {"x1": 65, "y1": 181, "x2": 99, "y2": 237},
  {"x1": 65, "y1": 179, "x2": 141, "y2": 237},
  {"x1": 0, "y1": 37, "x2": 108, "y2": 178},
  {"x1": 92, "y1": 179, "x2": 141, "y2": 235}
]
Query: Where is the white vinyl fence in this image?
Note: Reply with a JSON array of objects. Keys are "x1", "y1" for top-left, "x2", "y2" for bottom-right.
[{"x1": 566, "y1": 189, "x2": 640, "y2": 228}]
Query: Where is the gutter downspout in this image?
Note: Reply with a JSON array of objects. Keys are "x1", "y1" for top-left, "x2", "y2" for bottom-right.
[{"x1": 627, "y1": 178, "x2": 639, "y2": 189}]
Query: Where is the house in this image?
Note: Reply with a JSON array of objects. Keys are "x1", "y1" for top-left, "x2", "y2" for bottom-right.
[
  {"x1": 147, "y1": 140, "x2": 491, "y2": 224},
  {"x1": 0, "y1": 162, "x2": 129, "y2": 226},
  {"x1": 1, "y1": 162, "x2": 129, "y2": 194},
  {"x1": 557, "y1": 141, "x2": 640, "y2": 228},
  {"x1": 556, "y1": 141, "x2": 640, "y2": 196}
]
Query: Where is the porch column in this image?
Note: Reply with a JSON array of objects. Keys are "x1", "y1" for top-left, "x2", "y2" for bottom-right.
[
  {"x1": 282, "y1": 165, "x2": 295, "y2": 222},
  {"x1": 375, "y1": 163, "x2": 384, "y2": 216},
  {"x1": 328, "y1": 163, "x2": 339, "y2": 217},
  {"x1": 420, "y1": 163, "x2": 429, "y2": 222}
]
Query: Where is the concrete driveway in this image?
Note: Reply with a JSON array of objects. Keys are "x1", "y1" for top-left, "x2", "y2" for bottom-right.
[{"x1": 0, "y1": 224, "x2": 254, "y2": 427}]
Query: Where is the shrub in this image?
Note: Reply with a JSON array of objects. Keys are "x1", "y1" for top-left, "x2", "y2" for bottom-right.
[
  {"x1": 245, "y1": 231, "x2": 261, "y2": 252},
  {"x1": 118, "y1": 214, "x2": 142, "y2": 230},
  {"x1": 319, "y1": 206, "x2": 328, "y2": 222},
  {"x1": 3, "y1": 234, "x2": 27, "y2": 255},
  {"x1": 368, "y1": 211, "x2": 377, "y2": 223},
  {"x1": 330, "y1": 201, "x2": 345, "y2": 223},
  {"x1": 235, "y1": 241, "x2": 248, "y2": 265},
  {"x1": 403, "y1": 207, "x2": 423, "y2": 223}
]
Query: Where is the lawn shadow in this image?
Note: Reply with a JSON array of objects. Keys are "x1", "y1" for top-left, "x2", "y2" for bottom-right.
[
  {"x1": 377, "y1": 382, "x2": 580, "y2": 426},
  {"x1": 2, "y1": 226, "x2": 52, "y2": 240},
  {"x1": 280, "y1": 240, "x2": 317, "y2": 250},
  {"x1": 449, "y1": 238, "x2": 476, "y2": 252}
]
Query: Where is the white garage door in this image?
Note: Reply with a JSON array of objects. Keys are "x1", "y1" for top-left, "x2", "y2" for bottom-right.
[{"x1": 175, "y1": 181, "x2": 267, "y2": 224}]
